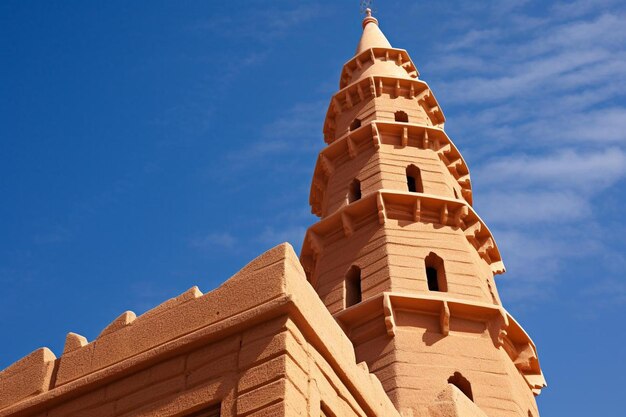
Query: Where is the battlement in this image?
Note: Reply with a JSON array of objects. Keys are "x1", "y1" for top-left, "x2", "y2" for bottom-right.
[{"x1": 0, "y1": 244, "x2": 400, "y2": 417}]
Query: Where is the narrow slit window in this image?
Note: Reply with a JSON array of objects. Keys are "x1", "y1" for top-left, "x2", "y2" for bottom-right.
[
  {"x1": 448, "y1": 372, "x2": 473, "y2": 401},
  {"x1": 453, "y1": 188, "x2": 459, "y2": 199},
  {"x1": 348, "y1": 179, "x2": 361, "y2": 203},
  {"x1": 350, "y1": 118, "x2": 361, "y2": 131},
  {"x1": 406, "y1": 165, "x2": 423, "y2": 193},
  {"x1": 426, "y1": 266, "x2": 439, "y2": 291},
  {"x1": 345, "y1": 266, "x2": 362, "y2": 308},
  {"x1": 395, "y1": 111, "x2": 409, "y2": 123},
  {"x1": 425, "y1": 252, "x2": 447, "y2": 292}
]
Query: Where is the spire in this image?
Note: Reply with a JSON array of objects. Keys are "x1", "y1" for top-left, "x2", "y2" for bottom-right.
[
  {"x1": 355, "y1": 8, "x2": 392, "y2": 55},
  {"x1": 303, "y1": 8, "x2": 545, "y2": 415}
]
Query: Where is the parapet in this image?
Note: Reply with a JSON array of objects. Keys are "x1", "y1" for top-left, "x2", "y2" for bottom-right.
[
  {"x1": 0, "y1": 348, "x2": 56, "y2": 410},
  {"x1": 0, "y1": 243, "x2": 400, "y2": 417}
]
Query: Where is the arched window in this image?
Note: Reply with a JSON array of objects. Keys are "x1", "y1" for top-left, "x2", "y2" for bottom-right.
[
  {"x1": 350, "y1": 118, "x2": 361, "y2": 131},
  {"x1": 395, "y1": 111, "x2": 409, "y2": 123},
  {"x1": 425, "y1": 252, "x2": 447, "y2": 292},
  {"x1": 448, "y1": 372, "x2": 473, "y2": 401},
  {"x1": 345, "y1": 266, "x2": 362, "y2": 308},
  {"x1": 406, "y1": 165, "x2": 423, "y2": 193},
  {"x1": 348, "y1": 179, "x2": 361, "y2": 203}
]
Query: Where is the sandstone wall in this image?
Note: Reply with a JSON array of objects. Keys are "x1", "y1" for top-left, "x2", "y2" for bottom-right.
[{"x1": 0, "y1": 244, "x2": 400, "y2": 417}]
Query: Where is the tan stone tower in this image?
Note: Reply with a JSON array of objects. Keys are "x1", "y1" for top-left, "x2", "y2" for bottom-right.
[
  {"x1": 0, "y1": 9, "x2": 547, "y2": 417},
  {"x1": 300, "y1": 10, "x2": 546, "y2": 417}
]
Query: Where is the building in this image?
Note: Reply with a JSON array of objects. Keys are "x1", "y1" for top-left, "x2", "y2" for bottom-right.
[{"x1": 0, "y1": 9, "x2": 545, "y2": 417}]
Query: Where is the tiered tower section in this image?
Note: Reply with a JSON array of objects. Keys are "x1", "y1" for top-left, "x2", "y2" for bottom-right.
[{"x1": 300, "y1": 11, "x2": 546, "y2": 417}]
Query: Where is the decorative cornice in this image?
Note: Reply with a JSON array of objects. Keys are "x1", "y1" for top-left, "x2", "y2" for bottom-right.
[
  {"x1": 310, "y1": 121, "x2": 473, "y2": 217},
  {"x1": 301, "y1": 190, "x2": 505, "y2": 281},
  {"x1": 333, "y1": 291, "x2": 546, "y2": 395},
  {"x1": 339, "y1": 47, "x2": 419, "y2": 88},
  {"x1": 323, "y1": 75, "x2": 445, "y2": 143}
]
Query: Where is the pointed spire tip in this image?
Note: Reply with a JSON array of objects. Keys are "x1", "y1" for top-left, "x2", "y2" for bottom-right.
[
  {"x1": 362, "y1": 7, "x2": 378, "y2": 28},
  {"x1": 356, "y1": 7, "x2": 390, "y2": 54}
]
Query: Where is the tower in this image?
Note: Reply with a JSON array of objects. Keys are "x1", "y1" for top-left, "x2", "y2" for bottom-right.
[{"x1": 300, "y1": 10, "x2": 546, "y2": 417}]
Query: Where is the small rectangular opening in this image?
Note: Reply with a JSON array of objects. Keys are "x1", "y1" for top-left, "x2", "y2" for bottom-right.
[
  {"x1": 345, "y1": 266, "x2": 362, "y2": 308},
  {"x1": 426, "y1": 267, "x2": 439, "y2": 291},
  {"x1": 407, "y1": 176, "x2": 417, "y2": 192}
]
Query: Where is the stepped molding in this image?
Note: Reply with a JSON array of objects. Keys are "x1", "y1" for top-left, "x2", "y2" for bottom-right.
[
  {"x1": 310, "y1": 121, "x2": 473, "y2": 217},
  {"x1": 333, "y1": 291, "x2": 546, "y2": 394},
  {"x1": 339, "y1": 47, "x2": 419, "y2": 88},
  {"x1": 302, "y1": 190, "x2": 505, "y2": 280},
  {"x1": 323, "y1": 75, "x2": 445, "y2": 143}
]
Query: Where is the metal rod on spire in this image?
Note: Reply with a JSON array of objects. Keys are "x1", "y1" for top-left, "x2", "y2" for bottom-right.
[{"x1": 360, "y1": 0, "x2": 374, "y2": 16}]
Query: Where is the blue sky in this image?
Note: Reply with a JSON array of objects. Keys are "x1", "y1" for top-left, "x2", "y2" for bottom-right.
[{"x1": 1, "y1": 0, "x2": 625, "y2": 415}]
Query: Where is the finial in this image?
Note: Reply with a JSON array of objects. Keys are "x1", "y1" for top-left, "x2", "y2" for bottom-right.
[{"x1": 361, "y1": 6, "x2": 379, "y2": 28}]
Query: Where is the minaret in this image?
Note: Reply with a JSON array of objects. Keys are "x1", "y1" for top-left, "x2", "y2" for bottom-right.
[{"x1": 300, "y1": 9, "x2": 546, "y2": 417}]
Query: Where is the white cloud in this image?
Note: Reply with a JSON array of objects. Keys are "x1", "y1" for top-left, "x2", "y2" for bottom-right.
[
  {"x1": 193, "y1": 4, "x2": 323, "y2": 43},
  {"x1": 479, "y1": 191, "x2": 591, "y2": 224},
  {"x1": 418, "y1": 0, "x2": 626, "y2": 307},
  {"x1": 190, "y1": 232, "x2": 237, "y2": 250},
  {"x1": 443, "y1": 29, "x2": 500, "y2": 51},
  {"x1": 582, "y1": 278, "x2": 626, "y2": 305},
  {"x1": 521, "y1": 107, "x2": 626, "y2": 145},
  {"x1": 475, "y1": 148, "x2": 626, "y2": 192},
  {"x1": 262, "y1": 100, "x2": 326, "y2": 142},
  {"x1": 222, "y1": 100, "x2": 326, "y2": 171},
  {"x1": 256, "y1": 226, "x2": 306, "y2": 250},
  {"x1": 442, "y1": 49, "x2": 611, "y2": 104},
  {"x1": 515, "y1": 13, "x2": 626, "y2": 58},
  {"x1": 550, "y1": 0, "x2": 623, "y2": 19}
]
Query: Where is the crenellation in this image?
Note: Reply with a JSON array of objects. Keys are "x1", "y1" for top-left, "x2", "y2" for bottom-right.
[
  {"x1": 63, "y1": 332, "x2": 88, "y2": 354},
  {"x1": 2, "y1": 243, "x2": 407, "y2": 417},
  {"x1": 137, "y1": 286, "x2": 203, "y2": 323},
  {"x1": 0, "y1": 348, "x2": 57, "y2": 411},
  {"x1": 98, "y1": 311, "x2": 136, "y2": 338}
]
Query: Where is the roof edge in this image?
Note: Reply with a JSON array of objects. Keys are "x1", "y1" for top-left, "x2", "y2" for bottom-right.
[{"x1": 0, "y1": 242, "x2": 400, "y2": 417}]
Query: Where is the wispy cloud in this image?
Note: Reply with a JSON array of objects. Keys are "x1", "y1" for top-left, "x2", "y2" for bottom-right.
[
  {"x1": 223, "y1": 100, "x2": 326, "y2": 170},
  {"x1": 33, "y1": 225, "x2": 71, "y2": 245},
  {"x1": 261, "y1": 101, "x2": 326, "y2": 141},
  {"x1": 189, "y1": 232, "x2": 237, "y2": 251},
  {"x1": 416, "y1": 0, "x2": 626, "y2": 307},
  {"x1": 550, "y1": 0, "x2": 622, "y2": 19},
  {"x1": 192, "y1": 4, "x2": 323, "y2": 44},
  {"x1": 475, "y1": 148, "x2": 626, "y2": 191},
  {"x1": 256, "y1": 225, "x2": 307, "y2": 250},
  {"x1": 479, "y1": 191, "x2": 591, "y2": 224},
  {"x1": 582, "y1": 277, "x2": 626, "y2": 306}
]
